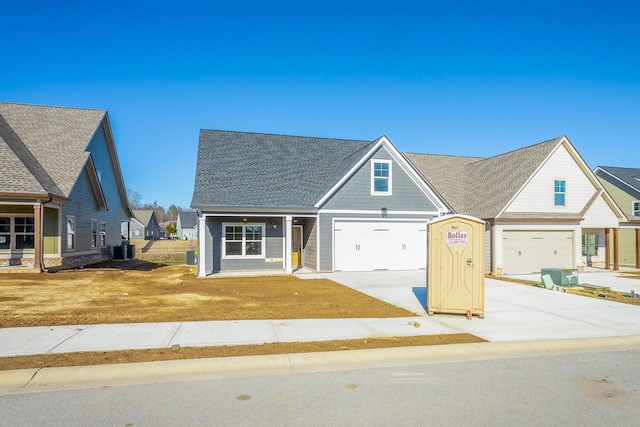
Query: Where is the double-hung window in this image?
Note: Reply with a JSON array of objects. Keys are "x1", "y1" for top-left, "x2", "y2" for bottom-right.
[
  {"x1": 91, "y1": 219, "x2": 98, "y2": 249},
  {"x1": 14, "y1": 217, "x2": 34, "y2": 249},
  {"x1": 582, "y1": 234, "x2": 599, "y2": 256},
  {"x1": 0, "y1": 217, "x2": 10, "y2": 250},
  {"x1": 371, "y1": 160, "x2": 392, "y2": 195},
  {"x1": 223, "y1": 223, "x2": 264, "y2": 258},
  {"x1": 633, "y1": 201, "x2": 640, "y2": 217},
  {"x1": 66, "y1": 216, "x2": 75, "y2": 251},
  {"x1": 554, "y1": 180, "x2": 566, "y2": 206}
]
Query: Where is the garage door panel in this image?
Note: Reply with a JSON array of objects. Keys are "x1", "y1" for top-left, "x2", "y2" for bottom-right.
[
  {"x1": 503, "y1": 230, "x2": 573, "y2": 274},
  {"x1": 334, "y1": 222, "x2": 426, "y2": 272}
]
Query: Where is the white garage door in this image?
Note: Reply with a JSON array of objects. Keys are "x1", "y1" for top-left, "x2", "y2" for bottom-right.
[
  {"x1": 503, "y1": 230, "x2": 573, "y2": 274},
  {"x1": 334, "y1": 221, "x2": 427, "y2": 272}
]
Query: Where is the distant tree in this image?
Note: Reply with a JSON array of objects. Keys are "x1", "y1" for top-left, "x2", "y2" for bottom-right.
[
  {"x1": 167, "y1": 204, "x2": 180, "y2": 221},
  {"x1": 127, "y1": 189, "x2": 142, "y2": 209},
  {"x1": 165, "y1": 222, "x2": 177, "y2": 234}
]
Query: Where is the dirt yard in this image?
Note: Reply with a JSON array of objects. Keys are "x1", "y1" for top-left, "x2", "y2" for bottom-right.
[{"x1": 0, "y1": 260, "x2": 484, "y2": 370}]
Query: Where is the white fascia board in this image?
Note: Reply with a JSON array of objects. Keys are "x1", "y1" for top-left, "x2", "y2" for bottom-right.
[
  {"x1": 320, "y1": 209, "x2": 440, "y2": 216},
  {"x1": 314, "y1": 135, "x2": 449, "y2": 212},
  {"x1": 594, "y1": 167, "x2": 640, "y2": 194},
  {"x1": 314, "y1": 136, "x2": 386, "y2": 208}
]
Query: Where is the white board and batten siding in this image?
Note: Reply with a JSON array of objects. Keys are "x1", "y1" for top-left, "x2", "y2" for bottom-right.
[{"x1": 333, "y1": 221, "x2": 427, "y2": 272}]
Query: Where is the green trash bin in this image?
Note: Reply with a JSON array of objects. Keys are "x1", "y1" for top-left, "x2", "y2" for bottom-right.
[{"x1": 540, "y1": 268, "x2": 578, "y2": 286}]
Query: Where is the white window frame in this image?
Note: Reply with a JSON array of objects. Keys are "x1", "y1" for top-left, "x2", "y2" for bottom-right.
[
  {"x1": 66, "y1": 215, "x2": 76, "y2": 251},
  {"x1": 632, "y1": 200, "x2": 640, "y2": 217},
  {"x1": 371, "y1": 160, "x2": 392, "y2": 196},
  {"x1": 553, "y1": 179, "x2": 566, "y2": 206},
  {"x1": 0, "y1": 215, "x2": 35, "y2": 252},
  {"x1": 222, "y1": 223, "x2": 265, "y2": 259}
]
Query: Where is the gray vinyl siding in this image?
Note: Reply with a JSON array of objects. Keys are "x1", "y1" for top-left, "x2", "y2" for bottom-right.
[
  {"x1": 302, "y1": 218, "x2": 317, "y2": 270},
  {"x1": 317, "y1": 211, "x2": 437, "y2": 272},
  {"x1": 205, "y1": 216, "x2": 284, "y2": 272},
  {"x1": 322, "y1": 147, "x2": 439, "y2": 212},
  {"x1": 61, "y1": 123, "x2": 130, "y2": 260},
  {"x1": 61, "y1": 168, "x2": 100, "y2": 254},
  {"x1": 86, "y1": 123, "x2": 131, "y2": 251},
  {"x1": 130, "y1": 221, "x2": 145, "y2": 239}
]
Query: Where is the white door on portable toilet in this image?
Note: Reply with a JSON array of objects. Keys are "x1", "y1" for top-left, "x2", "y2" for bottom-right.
[{"x1": 427, "y1": 214, "x2": 485, "y2": 317}]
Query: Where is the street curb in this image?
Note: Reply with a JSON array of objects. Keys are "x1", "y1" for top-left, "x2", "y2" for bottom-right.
[{"x1": 3, "y1": 335, "x2": 640, "y2": 395}]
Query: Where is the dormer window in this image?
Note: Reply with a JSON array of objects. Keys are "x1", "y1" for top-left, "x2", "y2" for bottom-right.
[
  {"x1": 554, "y1": 180, "x2": 566, "y2": 206},
  {"x1": 371, "y1": 160, "x2": 392, "y2": 195}
]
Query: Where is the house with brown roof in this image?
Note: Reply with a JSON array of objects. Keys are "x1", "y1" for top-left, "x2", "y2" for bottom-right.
[
  {"x1": 406, "y1": 136, "x2": 626, "y2": 275},
  {"x1": 0, "y1": 102, "x2": 133, "y2": 270},
  {"x1": 594, "y1": 166, "x2": 640, "y2": 268},
  {"x1": 130, "y1": 209, "x2": 162, "y2": 240}
]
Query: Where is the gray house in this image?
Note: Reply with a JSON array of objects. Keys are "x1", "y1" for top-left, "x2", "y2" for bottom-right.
[
  {"x1": 0, "y1": 102, "x2": 133, "y2": 270},
  {"x1": 177, "y1": 210, "x2": 198, "y2": 240},
  {"x1": 130, "y1": 209, "x2": 162, "y2": 240},
  {"x1": 191, "y1": 130, "x2": 449, "y2": 276}
]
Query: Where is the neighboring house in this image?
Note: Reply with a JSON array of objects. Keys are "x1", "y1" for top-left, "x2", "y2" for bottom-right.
[
  {"x1": 130, "y1": 209, "x2": 162, "y2": 240},
  {"x1": 0, "y1": 102, "x2": 133, "y2": 270},
  {"x1": 405, "y1": 136, "x2": 626, "y2": 275},
  {"x1": 191, "y1": 130, "x2": 449, "y2": 276},
  {"x1": 593, "y1": 166, "x2": 640, "y2": 268},
  {"x1": 177, "y1": 210, "x2": 198, "y2": 240}
]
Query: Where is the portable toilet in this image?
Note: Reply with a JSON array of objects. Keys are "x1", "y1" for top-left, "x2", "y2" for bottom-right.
[{"x1": 427, "y1": 214, "x2": 485, "y2": 318}]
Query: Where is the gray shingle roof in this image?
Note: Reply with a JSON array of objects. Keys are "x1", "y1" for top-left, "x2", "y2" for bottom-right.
[
  {"x1": 178, "y1": 210, "x2": 198, "y2": 228},
  {"x1": 0, "y1": 102, "x2": 106, "y2": 198},
  {"x1": 133, "y1": 209, "x2": 156, "y2": 226},
  {"x1": 405, "y1": 137, "x2": 564, "y2": 219},
  {"x1": 191, "y1": 130, "x2": 375, "y2": 209},
  {"x1": 596, "y1": 166, "x2": 640, "y2": 194}
]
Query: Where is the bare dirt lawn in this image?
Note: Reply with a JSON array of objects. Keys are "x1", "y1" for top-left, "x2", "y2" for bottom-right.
[{"x1": 0, "y1": 260, "x2": 483, "y2": 370}]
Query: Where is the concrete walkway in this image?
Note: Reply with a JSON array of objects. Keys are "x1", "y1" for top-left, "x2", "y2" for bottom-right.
[{"x1": 1, "y1": 269, "x2": 639, "y2": 358}]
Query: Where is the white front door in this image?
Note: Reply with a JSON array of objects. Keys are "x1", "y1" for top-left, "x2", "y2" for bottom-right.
[{"x1": 334, "y1": 221, "x2": 427, "y2": 272}]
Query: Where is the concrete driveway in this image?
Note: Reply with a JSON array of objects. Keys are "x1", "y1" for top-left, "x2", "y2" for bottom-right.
[{"x1": 301, "y1": 269, "x2": 640, "y2": 342}]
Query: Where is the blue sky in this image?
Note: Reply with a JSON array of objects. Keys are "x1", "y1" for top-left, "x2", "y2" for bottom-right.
[{"x1": 2, "y1": 1, "x2": 639, "y2": 209}]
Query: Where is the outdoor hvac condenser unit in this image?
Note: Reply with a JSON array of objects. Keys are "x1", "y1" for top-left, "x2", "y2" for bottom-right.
[{"x1": 427, "y1": 214, "x2": 485, "y2": 318}]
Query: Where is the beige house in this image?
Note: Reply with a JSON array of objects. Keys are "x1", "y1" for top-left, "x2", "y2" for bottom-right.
[{"x1": 405, "y1": 136, "x2": 626, "y2": 275}]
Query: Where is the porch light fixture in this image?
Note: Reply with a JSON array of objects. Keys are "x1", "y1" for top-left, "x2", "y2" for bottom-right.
[
  {"x1": 242, "y1": 217, "x2": 247, "y2": 223},
  {"x1": 271, "y1": 221, "x2": 278, "y2": 230},
  {"x1": 381, "y1": 207, "x2": 388, "y2": 218}
]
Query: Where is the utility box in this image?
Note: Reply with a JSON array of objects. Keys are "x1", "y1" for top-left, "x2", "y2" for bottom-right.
[
  {"x1": 540, "y1": 268, "x2": 578, "y2": 286},
  {"x1": 186, "y1": 250, "x2": 198, "y2": 265},
  {"x1": 427, "y1": 214, "x2": 485, "y2": 318}
]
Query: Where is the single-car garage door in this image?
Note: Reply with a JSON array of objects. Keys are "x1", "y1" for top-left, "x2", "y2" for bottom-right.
[
  {"x1": 334, "y1": 221, "x2": 427, "y2": 272},
  {"x1": 502, "y1": 230, "x2": 573, "y2": 274}
]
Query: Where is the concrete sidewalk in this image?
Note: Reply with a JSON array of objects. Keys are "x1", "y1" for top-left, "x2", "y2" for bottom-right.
[{"x1": 1, "y1": 269, "x2": 639, "y2": 358}]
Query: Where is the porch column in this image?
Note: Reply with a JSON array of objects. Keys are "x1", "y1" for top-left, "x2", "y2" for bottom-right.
[
  {"x1": 285, "y1": 215, "x2": 293, "y2": 274},
  {"x1": 636, "y1": 228, "x2": 640, "y2": 269},
  {"x1": 33, "y1": 203, "x2": 43, "y2": 271},
  {"x1": 604, "y1": 228, "x2": 610, "y2": 270},
  {"x1": 613, "y1": 228, "x2": 619, "y2": 271},
  {"x1": 197, "y1": 214, "x2": 206, "y2": 277}
]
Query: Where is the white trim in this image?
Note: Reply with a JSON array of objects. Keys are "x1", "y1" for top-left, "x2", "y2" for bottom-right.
[
  {"x1": 285, "y1": 216, "x2": 292, "y2": 274},
  {"x1": 221, "y1": 222, "x2": 266, "y2": 259},
  {"x1": 594, "y1": 167, "x2": 640, "y2": 194},
  {"x1": 66, "y1": 215, "x2": 75, "y2": 252},
  {"x1": 315, "y1": 137, "x2": 386, "y2": 207},
  {"x1": 553, "y1": 178, "x2": 567, "y2": 207},
  {"x1": 370, "y1": 159, "x2": 392, "y2": 196},
  {"x1": 632, "y1": 200, "x2": 640, "y2": 216},
  {"x1": 320, "y1": 209, "x2": 441, "y2": 216},
  {"x1": 197, "y1": 215, "x2": 206, "y2": 277}
]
